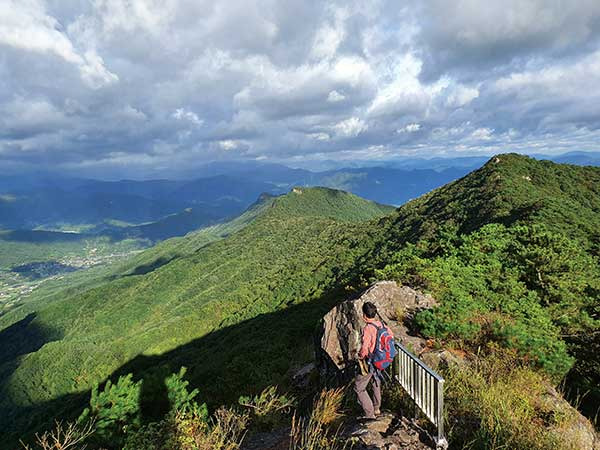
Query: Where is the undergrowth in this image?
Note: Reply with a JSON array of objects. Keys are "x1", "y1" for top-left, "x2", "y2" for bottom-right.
[
  {"x1": 21, "y1": 376, "x2": 351, "y2": 450},
  {"x1": 444, "y1": 350, "x2": 591, "y2": 449}
]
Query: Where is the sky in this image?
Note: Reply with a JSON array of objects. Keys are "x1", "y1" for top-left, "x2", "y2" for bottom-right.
[{"x1": 1, "y1": 0, "x2": 600, "y2": 177}]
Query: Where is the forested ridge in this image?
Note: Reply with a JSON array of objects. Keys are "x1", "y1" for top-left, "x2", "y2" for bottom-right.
[{"x1": 2, "y1": 155, "x2": 599, "y2": 448}]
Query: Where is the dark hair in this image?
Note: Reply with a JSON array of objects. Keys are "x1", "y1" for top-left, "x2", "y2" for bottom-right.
[{"x1": 362, "y1": 301, "x2": 377, "y2": 319}]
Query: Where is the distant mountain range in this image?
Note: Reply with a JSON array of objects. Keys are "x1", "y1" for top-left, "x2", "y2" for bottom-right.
[
  {"x1": 0, "y1": 175, "x2": 280, "y2": 232},
  {"x1": 1, "y1": 150, "x2": 599, "y2": 242}
]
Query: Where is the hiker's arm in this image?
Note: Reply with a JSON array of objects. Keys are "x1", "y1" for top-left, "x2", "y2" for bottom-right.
[{"x1": 358, "y1": 327, "x2": 374, "y2": 359}]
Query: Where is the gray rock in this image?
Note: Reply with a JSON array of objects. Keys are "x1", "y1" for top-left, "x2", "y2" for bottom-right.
[
  {"x1": 316, "y1": 281, "x2": 438, "y2": 382},
  {"x1": 290, "y1": 362, "x2": 316, "y2": 389},
  {"x1": 345, "y1": 412, "x2": 435, "y2": 449}
]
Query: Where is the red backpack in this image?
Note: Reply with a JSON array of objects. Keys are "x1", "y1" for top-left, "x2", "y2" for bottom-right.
[{"x1": 368, "y1": 323, "x2": 397, "y2": 370}]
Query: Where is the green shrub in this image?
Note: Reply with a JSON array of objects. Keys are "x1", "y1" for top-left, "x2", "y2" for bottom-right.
[
  {"x1": 78, "y1": 367, "x2": 207, "y2": 447},
  {"x1": 78, "y1": 373, "x2": 141, "y2": 444},
  {"x1": 166, "y1": 367, "x2": 207, "y2": 419},
  {"x1": 123, "y1": 407, "x2": 248, "y2": 450},
  {"x1": 379, "y1": 223, "x2": 599, "y2": 379}
]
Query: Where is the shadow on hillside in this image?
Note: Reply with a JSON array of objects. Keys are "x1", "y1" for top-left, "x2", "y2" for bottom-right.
[
  {"x1": 124, "y1": 256, "x2": 178, "y2": 276},
  {"x1": 2, "y1": 289, "x2": 346, "y2": 448},
  {"x1": 1, "y1": 230, "x2": 87, "y2": 243},
  {"x1": 0, "y1": 313, "x2": 59, "y2": 365},
  {"x1": 109, "y1": 293, "x2": 341, "y2": 407}
]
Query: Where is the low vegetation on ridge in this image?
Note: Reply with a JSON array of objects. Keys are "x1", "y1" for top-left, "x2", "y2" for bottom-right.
[{"x1": 2, "y1": 155, "x2": 599, "y2": 449}]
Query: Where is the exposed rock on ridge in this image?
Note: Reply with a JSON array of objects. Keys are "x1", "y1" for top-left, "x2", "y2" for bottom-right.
[{"x1": 316, "y1": 281, "x2": 438, "y2": 382}]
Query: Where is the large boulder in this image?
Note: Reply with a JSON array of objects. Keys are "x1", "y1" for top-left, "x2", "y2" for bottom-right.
[{"x1": 316, "y1": 281, "x2": 437, "y2": 382}]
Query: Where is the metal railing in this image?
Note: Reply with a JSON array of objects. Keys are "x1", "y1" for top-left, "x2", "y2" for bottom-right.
[{"x1": 393, "y1": 342, "x2": 447, "y2": 449}]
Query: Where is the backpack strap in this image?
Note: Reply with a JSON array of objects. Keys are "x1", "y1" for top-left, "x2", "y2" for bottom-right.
[
  {"x1": 365, "y1": 322, "x2": 382, "y2": 331},
  {"x1": 376, "y1": 311, "x2": 388, "y2": 326}
]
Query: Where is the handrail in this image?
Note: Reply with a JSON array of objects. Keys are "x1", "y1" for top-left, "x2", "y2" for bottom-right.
[{"x1": 393, "y1": 342, "x2": 448, "y2": 449}]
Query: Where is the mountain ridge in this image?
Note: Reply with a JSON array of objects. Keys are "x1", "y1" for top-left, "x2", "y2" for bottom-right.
[{"x1": 1, "y1": 155, "x2": 599, "y2": 447}]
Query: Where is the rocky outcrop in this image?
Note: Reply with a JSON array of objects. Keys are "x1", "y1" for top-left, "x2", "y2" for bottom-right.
[
  {"x1": 314, "y1": 281, "x2": 599, "y2": 449},
  {"x1": 316, "y1": 281, "x2": 440, "y2": 382},
  {"x1": 541, "y1": 385, "x2": 600, "y2": 449},
  {"x1": 345, "y1": 413, "x2": 435, "y2": 450}
]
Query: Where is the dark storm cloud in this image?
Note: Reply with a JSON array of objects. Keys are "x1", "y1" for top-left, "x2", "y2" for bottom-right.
[{"x1": 1, "y1": 0, "x2": 600, "y2": 177}]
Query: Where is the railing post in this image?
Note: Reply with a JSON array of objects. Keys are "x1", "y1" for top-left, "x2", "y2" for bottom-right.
[
  {"x1": 413, "y1": 359, "x2": 419, "y2": 419},
  {"x1": 436, "y1": 379, "x2": 447, "y2": 449}
]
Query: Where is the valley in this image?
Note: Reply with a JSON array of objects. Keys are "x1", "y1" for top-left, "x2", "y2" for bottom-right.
[{"x1": 0, "y1": 244, "x2": 144, "y2": 316}]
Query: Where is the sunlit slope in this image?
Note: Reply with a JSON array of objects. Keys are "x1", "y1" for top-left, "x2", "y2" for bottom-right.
[
  {"x1": 3, "y1": 156, "x2": 599, "y2": 440},
  {"x1": 0, "y1": 193, "x2": 278, "y2": 326},
  {"x1": 374, "y1": 153, "x2": 600, "y2": 254},
  {"x1": 367, "y1": 154, "x2": 600, "y2": 423},
  {"x1": 0, "y1": 188, "x2": 392, "y2": 433}
]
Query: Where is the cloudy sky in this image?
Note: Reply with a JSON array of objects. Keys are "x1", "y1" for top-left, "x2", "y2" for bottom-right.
[{"x1": 1, "y1": 0, "x2": 600, "y2": 177}]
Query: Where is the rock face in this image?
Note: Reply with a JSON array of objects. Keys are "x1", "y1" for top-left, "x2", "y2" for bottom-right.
[
  {"x1": 541, "y1": 385, "x2": 600, "y2": 449},
  {"x1": 314, "y1": 281, "x2": 599, "y2": 449},
  {"x1": 345, "y1": 413, "x2": 435, "y2": 450},
  {"x1": 316, "y1": 281, "x2": 437, "y2": 382}
]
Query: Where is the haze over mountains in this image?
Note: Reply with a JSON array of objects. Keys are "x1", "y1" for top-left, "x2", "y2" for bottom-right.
[{"x1": 3, "y1": 150, "x2": 599, "y2": 232}]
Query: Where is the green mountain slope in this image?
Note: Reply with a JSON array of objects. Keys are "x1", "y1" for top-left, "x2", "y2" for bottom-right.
[
  {"x1": 2, "y1": 157, "x2": 599, "y2": 447},
  {"x1": 371, "y1": 154, "x2": 600, "y2": 424},
  {"x1": 0, "y1": 188, "x2": 392, "y2": 440},
  {"x1": 376, "y1": 153, "x2": 600, "y2": 250},
  {"x1": 0, "y1": 192, "x2": 284, "y2": 323}
]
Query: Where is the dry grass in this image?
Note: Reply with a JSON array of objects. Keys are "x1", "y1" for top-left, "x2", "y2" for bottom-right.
[
  {"x1": 171, "y1": 407, "x2": 249, "y2": 450},
  {"x1": 122, "y1": 406, "x2": 249, "y2": 450},
  {"x1": 389, "y1": 306, "x2": 406, "y2": 323},
  {"x1": 311, "y1": 388, "x2": 345, "y2": 426},
  {"x1": 239, "y1": 385, "x2": 295, "y2": 431},
  {"x1": 445, "y1": 351, "x2": 594, "y2": 450},
  {"x1": 20, "y1": 420, "x2": 96, "y2": 450},
  {"x1": 289, "y1": 388, "x2": 347, "y2": 450},
  {"x1": 239, "y1": 385, "x2": 295, "y2": 416}
]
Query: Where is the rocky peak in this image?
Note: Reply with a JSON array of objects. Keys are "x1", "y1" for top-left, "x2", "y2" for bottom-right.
[{"x1": 316, "y1": 281, "x2": 438, "y2": 382}]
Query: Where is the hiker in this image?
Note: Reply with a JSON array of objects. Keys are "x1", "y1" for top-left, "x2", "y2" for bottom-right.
[{"x1": 354, "y1": 301, "x2": 395, "y2": 420}]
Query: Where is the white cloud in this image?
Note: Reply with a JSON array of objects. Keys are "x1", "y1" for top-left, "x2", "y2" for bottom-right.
[
  {"x1": 172, "y1": 108, "x2": 203, "y2": 125},
  {"x1": 398, "y1": 123, "x2": 421, "y2": 133},
  {"x1": 310, "y1": 7, "x2": 347, "y2": 60},
  {"x1": 327, "y1": 90, "x2": 345, "y2": 102},
  {"x1": 1, "y1": 0, "x2": 600, "y2": 175},
  {"x1": 79, "y1": 50, "x2": 119, "y2": 88},
  {"x1": 331, "y1": 56, "x2": 374, "y2": 88},
  {"x1": 445, "y1": 85, "x2": 479, "y2": 108},
  {"x1": 471, "y1": 127, "x2": 494, "y2": 140},
  {"x1": 0, "y1": 0, "x2": 118, "y2": 88},
  {"x1": 333, "y1": 117, "x2": 367, "y2": 137},
  {"x1": 418, "y1": 0, "x2": 600, "y2": 78},
  {"x1": 494, "y1": 51, "x2": 600, "y2": 97},
  {"x1": 219, "y1": 140, "x2": 240, "y2": 150},
  {"x1": 1, "y1": 96, "x2": 67, "y2": 134},
  {"x1": 367, "y1": 53, "x2": 429, "y2": 117}
]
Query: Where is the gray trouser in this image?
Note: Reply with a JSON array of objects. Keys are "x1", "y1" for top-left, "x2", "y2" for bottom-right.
[{"x1": 354, "y1": 372, "x2": 381, "y2": 418}]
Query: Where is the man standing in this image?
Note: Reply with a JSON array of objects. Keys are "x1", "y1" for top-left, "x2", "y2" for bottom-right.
[{"x1": 354, "y1": 301, "x2": 394, "y2": 419}]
